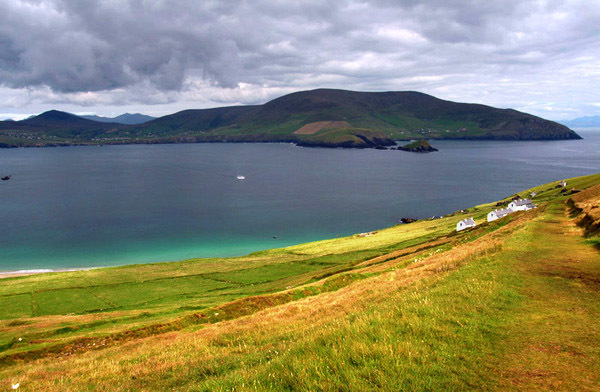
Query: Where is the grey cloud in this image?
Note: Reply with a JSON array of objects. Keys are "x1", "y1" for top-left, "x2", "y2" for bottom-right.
[{"x1": 0, "y1": 0, "x2": 597, "y2": 119}]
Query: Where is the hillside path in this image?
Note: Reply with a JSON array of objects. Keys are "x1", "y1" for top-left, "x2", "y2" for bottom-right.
[{"x1": 495, "y1": 202, "x2": 600, "y2": 391}]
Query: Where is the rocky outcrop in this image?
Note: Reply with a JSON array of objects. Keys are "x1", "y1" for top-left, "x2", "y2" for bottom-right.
[
  {"x1": 400, "y1": 217, "x2": 418, "y2": 224},
  {"x1": 397, "y1": 140, "x2": 438, "y2": 153}
]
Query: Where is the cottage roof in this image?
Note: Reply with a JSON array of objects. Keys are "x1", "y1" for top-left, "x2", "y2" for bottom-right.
[
  {"x1": 460, "y1": 218, "x2": 476, "y2": 225},
  {"x1": 492, "y1": 208, "x2": 513, "y2": 217},
  {"x1": 511, "y1": 199, "x2": 531, "y2": 206}
]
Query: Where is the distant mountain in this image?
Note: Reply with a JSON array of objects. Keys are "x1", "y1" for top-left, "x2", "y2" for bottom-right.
[
  {"x1": 0, "y1": 89, "x2": 581, "y2": 148},
  {"x1": 80, "y1": 113, "x2": 156, "y2": 125},
  {"x1": 560, "y1": 116, "x2": 600, "y2": 128},
  {"x1": 131, "y1": 89, "x2": 580, "y2": 145},
  {"x1": 14, "y1": 110, "x2": 117, "y2": 131},
  {"x1": 0, "y1": 110, "x2": 118, "y2": 146}
]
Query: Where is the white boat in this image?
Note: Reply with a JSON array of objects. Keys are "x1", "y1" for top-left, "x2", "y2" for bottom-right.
[{"x1": 236, "y1": 175, "x2": 245, "y2": 180}]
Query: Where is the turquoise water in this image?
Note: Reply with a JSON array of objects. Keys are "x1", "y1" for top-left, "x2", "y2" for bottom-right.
[{"x1": 1, "y1": 129, "x2": 599, "y2": 271}]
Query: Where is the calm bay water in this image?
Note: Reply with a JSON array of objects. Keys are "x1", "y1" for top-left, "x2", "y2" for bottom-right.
[{"x1": 1, "y1": 129, "x2": 599, "y2": 271}]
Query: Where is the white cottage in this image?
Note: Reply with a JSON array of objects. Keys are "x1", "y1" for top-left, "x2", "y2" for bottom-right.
[
  {"x1": 487, "y1": 208, "x2": 513, "y2": 222},
  {"x1": 508, "y1": 199, "x2": 536, "y2": 211},
  {"x1": 457, "y1": 217, "x2": 476, "y2": 231},
  {"x1": 559, "y1": 180, "x2": 567, "y2": 187}
]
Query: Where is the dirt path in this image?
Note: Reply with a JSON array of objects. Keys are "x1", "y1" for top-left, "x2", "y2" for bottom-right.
[{"x1": 495, "y1": 202, "x2": 600, "y2": 390}]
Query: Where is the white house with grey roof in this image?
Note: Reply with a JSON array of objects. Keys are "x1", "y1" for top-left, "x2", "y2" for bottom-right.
[
  {"x1": 508, "y1": 199, "x2": 537, "y2": 211},
  {"x1": 457, "y1": 217, "x2": 476, "y2": 231},
  {"x1": 487, "y1": 208, "x2": 514, "y2": 222}
]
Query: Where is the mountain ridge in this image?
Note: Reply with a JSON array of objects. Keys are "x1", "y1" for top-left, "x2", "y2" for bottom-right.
[
  {"x1": 0, "y1": 89, "x2": 581, "y2": 148},
  {"x1": 80, "y1": 113, "x2": 156, "y2": 125},
  {"x1": 560, "y1": 115, "x2": 600, "y2": 128}
]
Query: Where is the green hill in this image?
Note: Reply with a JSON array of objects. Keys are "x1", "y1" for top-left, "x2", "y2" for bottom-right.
[
  {"x1": 0, "y1": 89, "x2": 580, "y2": 148},
  {"x1": 0, "y1": 110, "x2": 118, "y2": 147},
  {"x1": 1, "y1": 173, "x2": 599, "y2": 390}
]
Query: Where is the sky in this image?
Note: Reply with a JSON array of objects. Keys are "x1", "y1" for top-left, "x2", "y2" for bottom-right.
[{"x1": 0, "y1": 0, "x2": 599, "y2": 121}]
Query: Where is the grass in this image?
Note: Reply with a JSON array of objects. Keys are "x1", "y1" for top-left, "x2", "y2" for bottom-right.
[
  {"x1": 1, "y1": 173, "x2": 599, "y2": 390},
  {"x1": 0, "y1": 213, "x2": 463, "y2": 359},
  {"x1": 484, "y1": 200, "x2": 600, "y2": 390}
]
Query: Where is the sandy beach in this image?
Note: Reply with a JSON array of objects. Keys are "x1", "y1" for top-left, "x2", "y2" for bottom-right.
[
  {"x1": 0, "y1": 268, "x2": 99, "y2": 280},
  {"x1": 0, "y1": 270, "x2": 53, "y2": 279}
]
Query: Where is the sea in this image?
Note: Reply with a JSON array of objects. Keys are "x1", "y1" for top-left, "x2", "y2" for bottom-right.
[{"x1": 1, "y1": 129, "x2": 598, "y2": 272}]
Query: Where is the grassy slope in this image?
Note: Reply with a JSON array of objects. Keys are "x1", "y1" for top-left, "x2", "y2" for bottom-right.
[
  {"x1": 1, "y1": 173, "x2": 599, "y2": 390},
  {"x1": 0, "y1": 216, "x2": 455, "y2": 360}
]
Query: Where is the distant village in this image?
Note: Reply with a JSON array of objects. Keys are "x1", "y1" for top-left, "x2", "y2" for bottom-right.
[
  {"x1": 398, "y1": 127, "x2": 469, "y2": 137},
  {"x1": 456, "y1": 179, "x2": 568, "y2": 232}
]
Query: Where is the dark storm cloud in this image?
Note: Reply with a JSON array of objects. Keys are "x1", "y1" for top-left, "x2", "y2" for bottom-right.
[
  {"x1": 0, "y1": 0, "x2": 598, "y2": 116},
  {"x1": 0, "y1": 0, "x2": 350, "y2": 93}
]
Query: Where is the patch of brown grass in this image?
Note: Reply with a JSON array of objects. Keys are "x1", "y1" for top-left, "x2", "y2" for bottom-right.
[
  {"x1": 293, "y1": 121, "x2": 350, "y2": 134},
  {"x1": 569, "y1": 183, "x2": 600, "y2": 233}
]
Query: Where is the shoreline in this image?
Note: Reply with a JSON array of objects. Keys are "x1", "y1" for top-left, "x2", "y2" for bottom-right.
[
  {"x1": 0, "y1": 267, "x2": 100, "y2": 280},
  {"x1": 0, "y1": 132, "x2": 585, "y2": 150}
]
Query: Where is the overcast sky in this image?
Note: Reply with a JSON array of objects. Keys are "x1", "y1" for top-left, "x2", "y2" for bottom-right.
[{"x1": 0, "y1": 0, "x2": 598, "y2": 121}]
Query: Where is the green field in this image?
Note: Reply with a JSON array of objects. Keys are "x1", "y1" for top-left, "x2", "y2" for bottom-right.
[{"x1": 1, "y1": 173, "x2": 599, "y2": 390}]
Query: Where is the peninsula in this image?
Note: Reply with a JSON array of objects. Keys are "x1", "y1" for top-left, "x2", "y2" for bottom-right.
[{"x1": 0, "y1": 89, "x2": 580, "y2": 149}]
